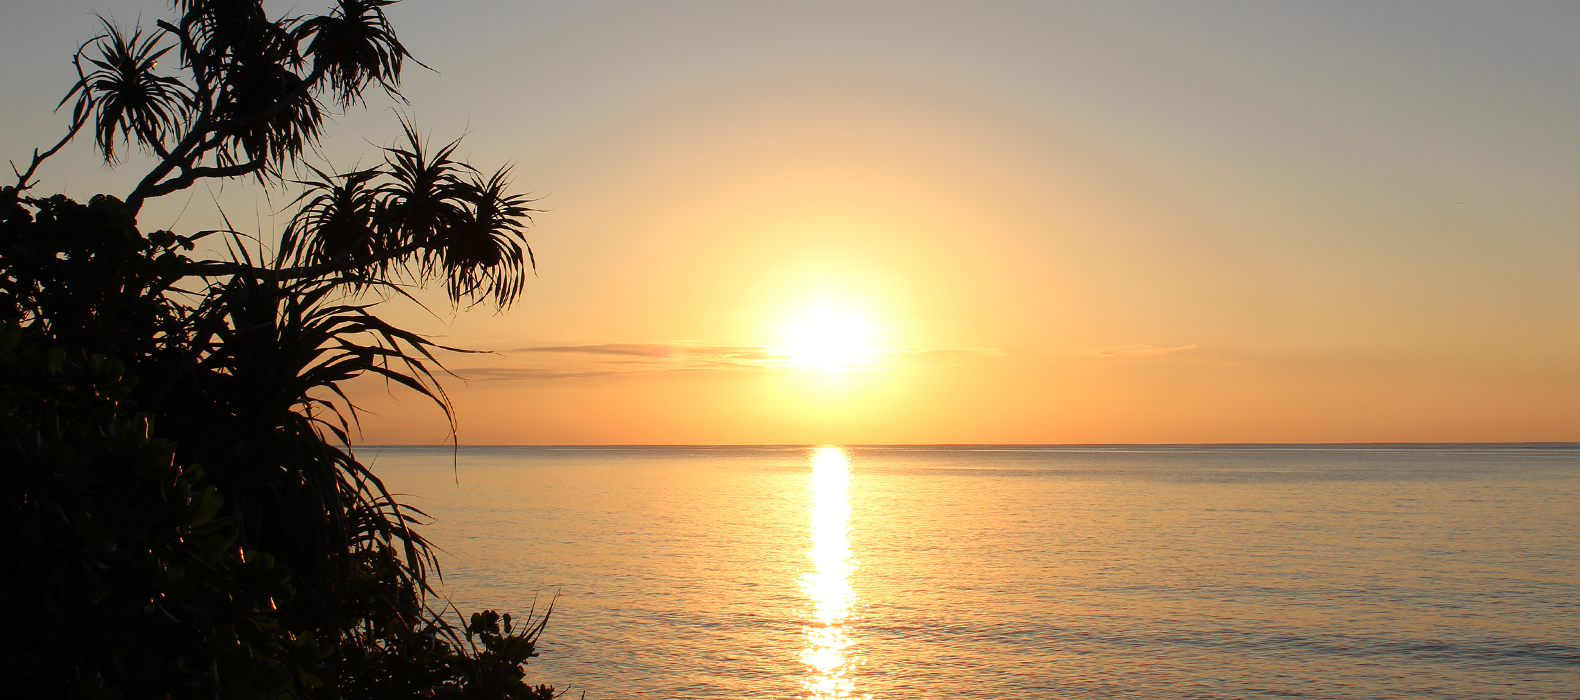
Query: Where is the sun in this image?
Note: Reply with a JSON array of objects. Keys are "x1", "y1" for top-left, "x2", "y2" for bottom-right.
[{"x1": 780, "y1": 307, "x2": 880, "y2": 370}]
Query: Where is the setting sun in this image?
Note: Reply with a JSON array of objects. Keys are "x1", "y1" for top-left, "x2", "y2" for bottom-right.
[{"x1": 779, "y1": 307, "x2": 881, "y2": 370}]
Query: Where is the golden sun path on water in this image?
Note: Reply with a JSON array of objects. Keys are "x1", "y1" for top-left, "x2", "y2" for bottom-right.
[{"x1": 799, "y1": 447, "x2": 867, "y2": 700}]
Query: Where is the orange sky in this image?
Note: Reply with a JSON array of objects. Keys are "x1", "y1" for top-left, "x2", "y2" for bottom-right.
[{"x1": 5, "y1": 1, "x2": 1580, "y2": 444}]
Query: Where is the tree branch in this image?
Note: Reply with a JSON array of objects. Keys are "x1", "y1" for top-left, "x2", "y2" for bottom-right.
[
  {"x1": 125, "y1": 64, "x2": 327, "y2": 214},
  {"x1": 155, "y1": 19, "x2": 208, "y2": 91},
  {"x1": 181, "y1": 238, "x2": 427, "y2": 283},
  {"x1": 125, "y1": 115, "x2": 213, "y2": 214},
  {"x1": 139, "y1": 158, "x2": 266, "y2": 202},
  {"x1": 10, "y1": 115, "x2": 87, "y2": 191}
]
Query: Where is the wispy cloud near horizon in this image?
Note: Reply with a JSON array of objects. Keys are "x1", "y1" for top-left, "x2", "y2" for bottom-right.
[
  {"x1": 1072, "y1": 344, "x2": 1200, "y2": 359},
  {"x1": 507, "y1": 343, "x2": 777, "y2": 363},
  {"x1": 450, "y1": 342, "x2": 1006, "y2": 381}
]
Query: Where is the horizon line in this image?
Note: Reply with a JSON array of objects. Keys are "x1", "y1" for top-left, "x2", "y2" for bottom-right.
[{"x1": 353, "y1": 441, "x2": 1580, "y2": 448}]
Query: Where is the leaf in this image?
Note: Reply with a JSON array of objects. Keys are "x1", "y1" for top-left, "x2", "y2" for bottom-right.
[
  {"x1": 182, "y1": 486, "x2": 224, "y2": 527},
  {"x1": 46, "y1": 346, "x2": 66, "y2": 375},
  {"x1": 0, "y1": 325, "x2": 21, "y2": 355}
]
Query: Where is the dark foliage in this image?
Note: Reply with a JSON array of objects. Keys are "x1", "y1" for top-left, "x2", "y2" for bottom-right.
[{"x1": 2, "y1": 1, "x2": 562, "y2": 698}]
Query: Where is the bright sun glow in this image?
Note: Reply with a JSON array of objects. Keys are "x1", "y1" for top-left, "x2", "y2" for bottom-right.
[{"x1": 780, "y1": 307, "x2": 880, "y2": 370}]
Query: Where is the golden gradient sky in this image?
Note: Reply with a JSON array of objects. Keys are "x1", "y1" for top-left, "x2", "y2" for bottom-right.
[{"x1": 5, "y1": 1, "x2": 1579, "y2": 444}]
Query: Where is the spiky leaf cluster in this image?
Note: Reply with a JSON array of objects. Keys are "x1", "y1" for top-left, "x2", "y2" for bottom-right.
[
  {"x1": 281, "y1": 121, "x2": 539, "y2": 310},
  {"x1": 62, "y1": 19, "x2": 192, "y2": 165},
  {"x1": 45, "y1": 0, "x2": 421, "y2": 208}
]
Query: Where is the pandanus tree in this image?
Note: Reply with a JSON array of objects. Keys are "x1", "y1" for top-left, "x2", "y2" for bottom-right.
[{"x1": 1, "y1": 1, "x2": 560, "y2": 698}]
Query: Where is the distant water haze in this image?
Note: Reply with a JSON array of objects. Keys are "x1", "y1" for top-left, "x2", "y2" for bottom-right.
[{"x1": 371, "y1": 444, "x2": 1580, "y2": 699}]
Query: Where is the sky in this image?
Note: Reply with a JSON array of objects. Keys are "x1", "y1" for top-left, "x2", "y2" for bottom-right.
[{"x1": 3, "y1": 1, "x2": 1579, "y2": 444}]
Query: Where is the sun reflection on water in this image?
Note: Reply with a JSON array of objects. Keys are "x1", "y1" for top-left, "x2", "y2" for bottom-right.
[{"x1": 799, "y1": 447, "x2": 868, "y2": 699}]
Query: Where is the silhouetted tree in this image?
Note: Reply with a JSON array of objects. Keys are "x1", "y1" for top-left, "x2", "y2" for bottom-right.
[{"x1": 1, "y1": 1, "x2": 562, "y2": 697}]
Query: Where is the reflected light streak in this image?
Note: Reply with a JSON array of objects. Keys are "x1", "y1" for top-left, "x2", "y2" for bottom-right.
[{"x1": 799, "y1": 446, "x2": 867, "y2": 699}]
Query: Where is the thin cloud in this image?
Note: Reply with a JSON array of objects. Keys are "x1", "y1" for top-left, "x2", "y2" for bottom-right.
[
  {"x1": 508, "y1": 343, "x2": 777, "y2": 361},
  {"x1": 509, "y1": 343, "x2": 680, "y2": 357},
  {"x1": 450, "y1": 367, "x2": 622, "y2": 381},
  {"x1": 893, "y1": 346, "x2": 1007, "y2": 361},
  {"x1": 451, "y1": 341, "x2": 1007, "y2": 381},
  {"x1": 1076, "y1": 344, "x2": 1199, "y2": 359}
]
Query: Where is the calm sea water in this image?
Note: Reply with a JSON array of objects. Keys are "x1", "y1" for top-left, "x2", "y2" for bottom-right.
[{"x1": 367, "y1": 444, "x2": 1580, "y2": 699}]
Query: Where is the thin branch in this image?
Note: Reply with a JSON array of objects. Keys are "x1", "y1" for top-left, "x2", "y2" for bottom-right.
[
  {"x1": 10, "y1": 115, "x2": 88, "y2": 191},
  {"x1": 182, "y1": 238, "x2": 427, "y2": 282},
  {"x1": 126, "y1": 64, "x2": 328, "y2": 214},
  {"x1": 140, "y1": 158, "x2": 266, "y2": 201},
  {"x1": 155, "y1": 19, "x2": 208, "y2": 91}
]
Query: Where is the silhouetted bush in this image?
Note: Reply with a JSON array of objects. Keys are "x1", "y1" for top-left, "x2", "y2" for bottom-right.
[{"x1": 1, "y1": 2, "x2": 561, "y2": 697}]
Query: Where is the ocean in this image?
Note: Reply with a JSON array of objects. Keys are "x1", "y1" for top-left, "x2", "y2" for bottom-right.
[{"x1": 367, "y1": 444, "x2": 1580, "y2": 699}]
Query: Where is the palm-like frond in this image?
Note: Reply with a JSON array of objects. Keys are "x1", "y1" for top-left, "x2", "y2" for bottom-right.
[
  {"x1": 441, "y1": 166, "x2": 539, "y2": 309},
  {"x1": 298, "y1": 0, "x2": 412, "y2": 106},
  {"x1": 173, "y1": 0, "x2": 275, "y2": 63},
  {"x1": 273, "y1": 124, "x2": 539, "y2": 309},
  {"x1": 281, "y1": 164, "x2": 387, "y2": 278},
  {"x1": 197, "y1": 275, "x2": 457, "y2": 622},
  {"x1": 209, "y1": 22, "x2": 322, "y2": 176},
  {"x1": 377, "y1": 120, "x2": 471, "y2": 257},
  {"x1": 209, "y1": 276, "x2": 454, "y2": 444},
  {"x1": 61, "y1": 19, "x2": 191, "y2": 164}
]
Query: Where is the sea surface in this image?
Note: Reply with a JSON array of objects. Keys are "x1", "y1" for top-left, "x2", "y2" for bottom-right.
[{"x1": 367, "y1": 444, "x2": 1580, "y2": 699}]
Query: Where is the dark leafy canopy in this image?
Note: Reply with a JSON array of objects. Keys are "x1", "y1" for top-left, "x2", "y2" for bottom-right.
[{"x1": 3, "y1": 1, "x2": 561, "y2": 698}]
